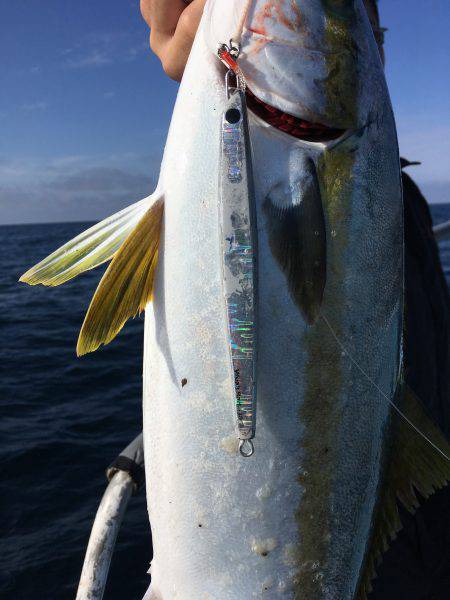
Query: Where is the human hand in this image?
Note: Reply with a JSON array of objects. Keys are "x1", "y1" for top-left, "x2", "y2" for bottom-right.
[{"x1": 141, "y1": 0, "x2": 207, "y2": 81}]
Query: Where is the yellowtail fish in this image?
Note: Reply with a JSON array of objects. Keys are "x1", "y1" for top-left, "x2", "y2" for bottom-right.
[{"x1": 21, "y1": 1, "x2": 450, "y2": 598}]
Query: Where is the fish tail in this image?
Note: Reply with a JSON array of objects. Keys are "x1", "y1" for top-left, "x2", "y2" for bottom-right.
[{"x1": 358, "y1": 385, "x2": 450, "y2": 598}]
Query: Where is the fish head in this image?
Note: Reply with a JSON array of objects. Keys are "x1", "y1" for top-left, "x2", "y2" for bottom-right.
[{"x1": 204, "y1": 0, "x2": 385, "y2": 133}]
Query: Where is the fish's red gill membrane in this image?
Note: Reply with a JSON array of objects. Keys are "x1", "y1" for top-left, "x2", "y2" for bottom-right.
[{"x1": 246, "y1": 88, "x2": 345, "y2": 143}]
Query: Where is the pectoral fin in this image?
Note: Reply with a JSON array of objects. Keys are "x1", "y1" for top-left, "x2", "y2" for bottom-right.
[
  {"x1": 263, "y1": 158, "x2": 326, "y2": 324},
  {"x1": 77, "y1": 196, "x2": 164, "y2": 356},
  {"x1": 358, "y1": 386, "x2": 450, "y2": 599}
]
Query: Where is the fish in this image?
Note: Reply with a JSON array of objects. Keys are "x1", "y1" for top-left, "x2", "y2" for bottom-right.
[{"x1": 20, "y1": 0, "x2": 450, "y2": 598}]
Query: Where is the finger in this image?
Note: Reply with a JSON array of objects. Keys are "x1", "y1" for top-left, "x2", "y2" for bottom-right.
[
  {"x1": 140, "y1": 0, "x2": 186, "y2": 36},
  {"x1": 171, "y1": 0, "x2": 205, "y2": 55},
  {"x1": 157, "y1": 0, "x2": 206, "y2": 80}
]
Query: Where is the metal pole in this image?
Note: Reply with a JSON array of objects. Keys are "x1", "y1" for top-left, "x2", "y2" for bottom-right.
[
  {"x1": 433, "y1": 219, "x2": 450, "y2": 241},
  {"x1": 76, "y1": 470, "x2": 134, "y2": 600}
]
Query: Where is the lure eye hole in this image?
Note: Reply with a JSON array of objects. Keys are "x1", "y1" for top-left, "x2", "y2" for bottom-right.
[{"x1": 225, "y1": 108, "x2": 241, "y2": 124}]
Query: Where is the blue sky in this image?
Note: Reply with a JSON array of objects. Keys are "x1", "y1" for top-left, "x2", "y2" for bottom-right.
[{"x1": 1, "y1": 0, "x2": 449, "y2": 224}]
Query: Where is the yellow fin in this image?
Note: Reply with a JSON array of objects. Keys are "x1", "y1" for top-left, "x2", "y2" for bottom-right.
[
  {"x1": 358, "y1": 386, "x2": 450, "y2": 598},
  {"x1": 19, "y1": 196, "x2": 153, "y2": 286},
  {"x1": 76, "y1": 197, "x2": 164, "y2": 356}
]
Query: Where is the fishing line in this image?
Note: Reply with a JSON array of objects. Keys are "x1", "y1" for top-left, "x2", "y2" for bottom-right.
[
  {"x1": 321, "y1": 314, "x2": 450, "y2": 462},
  {"x1": 233, "y1": 0, "x2": 254, "y2": 45}
]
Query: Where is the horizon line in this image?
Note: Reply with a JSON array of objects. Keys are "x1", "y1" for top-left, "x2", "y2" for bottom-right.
[{"x1": 1, "y1": 200, "x2": 450, "y2": 228}]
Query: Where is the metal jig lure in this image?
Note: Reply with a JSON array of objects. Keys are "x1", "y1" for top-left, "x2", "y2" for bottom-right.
[{"x1": 218, "y1": 42, "x2": 258, "y2": 458}]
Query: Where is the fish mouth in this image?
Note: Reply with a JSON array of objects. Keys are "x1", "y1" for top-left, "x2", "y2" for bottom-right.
[{"x1": 246, "y1": 88, "x2": 346, "y2": 143}]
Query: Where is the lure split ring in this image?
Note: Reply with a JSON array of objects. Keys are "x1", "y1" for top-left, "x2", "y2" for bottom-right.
[{"x1": 239, "y1": 439, "x2": 255, "y2": 458}]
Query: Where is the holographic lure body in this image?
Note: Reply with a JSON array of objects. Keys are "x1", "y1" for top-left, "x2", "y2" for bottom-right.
[{"x1": 219, "y1": 84, "x2": 258, "y2": 457}]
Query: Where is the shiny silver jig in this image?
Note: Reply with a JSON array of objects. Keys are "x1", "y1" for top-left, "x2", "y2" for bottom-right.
[{"x1": 218, "y1": 44, "x2": 257, "y2": 458}]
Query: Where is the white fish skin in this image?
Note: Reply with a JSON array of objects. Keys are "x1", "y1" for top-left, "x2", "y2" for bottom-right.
[{"x1": 143, "y1": 1, "x2": 403, "y2": 598}]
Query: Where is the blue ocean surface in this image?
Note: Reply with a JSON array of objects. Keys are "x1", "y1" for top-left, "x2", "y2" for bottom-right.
[
  {"x1": 1, "y1": 223, "x2": 150, "y2": 599},
  {"x1": 1, "y1": 204, "x2": 449, "y2": 599}
]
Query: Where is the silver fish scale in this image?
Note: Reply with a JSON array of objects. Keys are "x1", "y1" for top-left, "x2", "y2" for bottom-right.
[{"x1": 219, "y1": 90, "x2": 258, "y2": 445}]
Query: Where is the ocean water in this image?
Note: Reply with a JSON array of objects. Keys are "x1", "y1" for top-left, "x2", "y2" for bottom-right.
[
  {"x1": 1, "y1": 204, "x2": 449, "y2": 599},
  {"x1": 1, "y1": 223, "x2": 150, "y2": 599}
]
